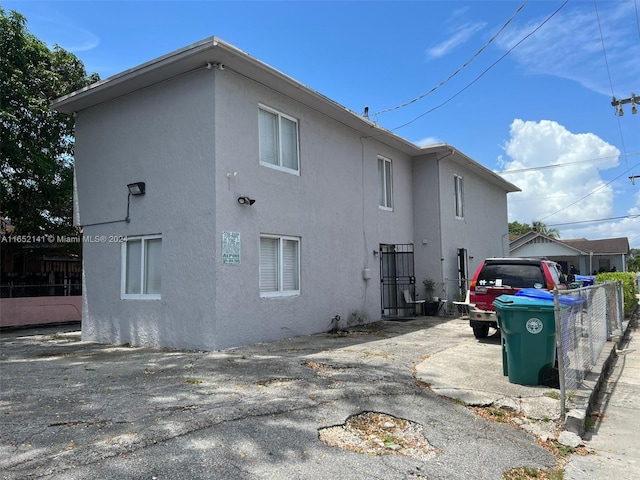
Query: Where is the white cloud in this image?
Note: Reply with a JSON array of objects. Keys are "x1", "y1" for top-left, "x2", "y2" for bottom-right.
[
  {"x1": 415, "y1": 136, "x2": 443, "y2": 147},
  {"x1": 501, "y1": 119, "x2": 621, "y2": 237},
  {"x1": 496, "y1": 2, "x2": 639, "y2": 96},
  {"x1": 426, "y1": 22, "x2": 486, "y2": 59},
  {"x1": 25, "y1": 5, "x2": 100, "y2": 53}
]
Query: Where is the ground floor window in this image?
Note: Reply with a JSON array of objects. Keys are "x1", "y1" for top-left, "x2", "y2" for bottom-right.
[
  {"x1": 259, "y1": 235, "x2": 300, "y2": 296},
  {"x1": 121, "y1": 235, "x2": 162, "y2": 299}
]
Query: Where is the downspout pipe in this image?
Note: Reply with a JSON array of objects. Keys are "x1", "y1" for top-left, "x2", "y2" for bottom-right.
[{"x1": 436, "y1": 149, "x2": 455, "y2": 296}]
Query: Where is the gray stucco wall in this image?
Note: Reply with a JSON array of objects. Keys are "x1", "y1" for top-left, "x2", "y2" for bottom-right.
[
  {"x1": 75, "y1": 69, "x2": 219, "y2": 350},
  {"x1": 211, "y1": 69, "x2": 415, "y2": 349},
  {"x1": 412, "y1": 152, "x2": 512, "y2": 301},
  {"x1": 411, "y1": 154, "x2": 442, "y2": 292},
  {"x1": 438, "y1": 157, "x2": 511, "y2": 297},
  {"x1": 74, "y1": 67, "x2": 418, "y2": 350}
]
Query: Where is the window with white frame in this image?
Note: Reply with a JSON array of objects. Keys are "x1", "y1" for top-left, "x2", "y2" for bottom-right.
[
  {"x1": 454, "y1": 174, "x2": 464, "y2": 219},
  {"x1": 121, "y1": 235, "x2": 162, "y2": 299},
  {"x1": 258, "y1": 105, "x2": 299, "y2": 174},
  {"x1": 378, "y1": 156, "x2": 393, "y2": 210},
  {"x1": 259, "y1": 235, "x2": 300, "y2": 296}
]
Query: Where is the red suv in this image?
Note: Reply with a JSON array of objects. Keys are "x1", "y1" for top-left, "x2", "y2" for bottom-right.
[{"x1": 468, "y1": 257, "x2": 566, "y2": 339}]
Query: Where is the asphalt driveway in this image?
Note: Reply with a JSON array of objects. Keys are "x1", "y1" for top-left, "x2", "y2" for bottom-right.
[{"x1": 1, "y1": 316, "x2": 560, "y2": 479}]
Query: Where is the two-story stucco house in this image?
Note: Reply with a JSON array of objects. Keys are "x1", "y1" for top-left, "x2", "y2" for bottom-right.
[{"x1": 52, "y1": 37, "x2": 519, "y2": 351}]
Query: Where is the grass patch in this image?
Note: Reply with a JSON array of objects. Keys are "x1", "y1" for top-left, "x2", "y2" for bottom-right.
[
  {"x1": 184, "y1": 378, "x2": 203, "y2": 385},
  {"x1": 487, "y1": 407, "x2": 508, "y2": 422},
  {"x1": 545, "y1": 391, "x2": 560, "y2": 400},
  {"x1": 548, "y1": 441, "x2": 575, "y2": 457},
  {"x1": 503, "y1": 466, "x2": 564, "y2": 480}
]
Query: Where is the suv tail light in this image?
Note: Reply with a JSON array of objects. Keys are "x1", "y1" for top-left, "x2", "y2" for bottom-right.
[{"x1": 469, "y1": 280, "x2": 486, "y2": 295}]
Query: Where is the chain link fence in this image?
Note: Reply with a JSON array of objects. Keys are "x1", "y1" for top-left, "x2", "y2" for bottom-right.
[{"x1": 556, "y1": 281, "x2": 623, "y2": 416}]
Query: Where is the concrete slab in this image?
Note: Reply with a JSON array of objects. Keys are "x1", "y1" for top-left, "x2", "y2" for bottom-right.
[{"x1": 414, "y1": 331, "x2": 561, "y2": 421}]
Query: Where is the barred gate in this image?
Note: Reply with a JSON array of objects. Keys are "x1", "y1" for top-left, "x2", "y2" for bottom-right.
[{"x1": 380, "y1": 244, "x2": 417, "y2": 317}]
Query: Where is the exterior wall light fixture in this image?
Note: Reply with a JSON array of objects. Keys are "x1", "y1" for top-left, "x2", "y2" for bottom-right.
[
  {"x1": 237, "y1": 196, "x2": 255, "y2": 206},
  {"x1": 126, "y1": 182, "x2": 146, "y2": 223},
  {"x1": 127, "y1": 182, "x2": 146, "y2": 195}
]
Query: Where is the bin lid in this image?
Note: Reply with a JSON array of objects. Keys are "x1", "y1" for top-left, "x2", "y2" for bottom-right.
[
  {"x1": 574, "y1": 275, "x2": 595, "y2": 285},
  {"x1": 515, "y1": 288, "x2": 584, "y2": 306},
  {"x1": 493, "y1": 294, "x2": 557, "y2": 310}
]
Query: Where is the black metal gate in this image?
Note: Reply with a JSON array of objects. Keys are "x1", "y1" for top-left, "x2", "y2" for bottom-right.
[{"x1": 380, "y1": 244, "x2": 417, "y2": 317}]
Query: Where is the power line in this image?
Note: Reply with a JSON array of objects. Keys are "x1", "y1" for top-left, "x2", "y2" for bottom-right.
[
  {"x1": 547, "y1": 214, "x2": 640, "y2": 227},
  {"x1": 390, "y1": 1, "x2": 569, "y2": 132},
  {"x1": 594, "y1": 0, "x2": 616, "y2": 100},
  {"x1": 509, "y1": 191, "x2": 610, "y2": 203},
  {"x1": 520, "y1": 2, "x2": 640, "y2": 225},
  {"x1": 498, "y1": 151, "x2": 640, "y2": 175},
  {"x1": 594, "y1": 0, "x2": 632, "y2": 177},
  {"x1": 635, "y1": 0, "x2": 640, "y2": 40},
  {"x1": 538, "y1": 159, "x2": 640, "y2": 222},
  {"x1": 372, "y1": 1, "x2": 529, "y2": 117}
]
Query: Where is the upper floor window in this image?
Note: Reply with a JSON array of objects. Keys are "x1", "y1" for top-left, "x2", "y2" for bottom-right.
[
  {"x1": 454, "y1": 174, "x2": 464, "y2": 218},
  {"x1": 378, "y1": 156, "x2": 393, "y2": 210},
  {"x1": 259, "y1": 235, "x2": 300, "y2": 297},
  {"x1": 121, "y1": 235, "x2": 162, "y2": 299},
  {"x1": 259, "y1": 105, "x2": 299, "y2": 174}
]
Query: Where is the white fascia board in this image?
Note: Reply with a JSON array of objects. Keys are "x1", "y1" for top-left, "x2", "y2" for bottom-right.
[
  {"x1": 50, "y1": 36, "x2": 420, "y2": 156},
  {"x1": 420, "y1": 143, "x2": 521, "y2": 193}
]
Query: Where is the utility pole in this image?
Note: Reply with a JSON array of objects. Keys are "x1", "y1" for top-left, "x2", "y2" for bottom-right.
[{"x1": 611, "y1": 93, "x2": 638, "y2": 116}]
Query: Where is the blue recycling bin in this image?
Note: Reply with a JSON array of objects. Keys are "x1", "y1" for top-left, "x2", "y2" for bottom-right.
[{"x1": 574, "y1": 275, "x2": 595, "y2": 286}]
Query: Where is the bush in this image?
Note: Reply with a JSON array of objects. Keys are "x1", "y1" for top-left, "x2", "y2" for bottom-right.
[{"x1": 596, "y1": 272, "x2": 638, "y2": 315}]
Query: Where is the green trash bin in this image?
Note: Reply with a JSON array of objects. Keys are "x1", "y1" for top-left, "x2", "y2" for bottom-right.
[{"x1": 493, "y1": 294, "x2": 557, "y2": 386}]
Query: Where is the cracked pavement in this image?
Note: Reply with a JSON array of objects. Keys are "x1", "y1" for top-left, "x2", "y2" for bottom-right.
[{"x1": 1, "y1": 317, "x2": 560, "y2": 479}]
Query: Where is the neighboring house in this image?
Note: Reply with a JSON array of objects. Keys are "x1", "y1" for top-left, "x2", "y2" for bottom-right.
[
  {"x1": 510, "y1": 231, "x2": 630, "y2": 275},
  {"x1": 51, "y1": 37, "x2": 519, "y2": 351}
]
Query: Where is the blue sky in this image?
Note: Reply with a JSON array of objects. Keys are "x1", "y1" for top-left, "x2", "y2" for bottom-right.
[{"x1": 6, "y1": 0, "x2": 640, "y2": 247}]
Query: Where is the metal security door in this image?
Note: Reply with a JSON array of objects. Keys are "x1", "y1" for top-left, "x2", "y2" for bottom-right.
[
  {"x1": 380, "y1": 244, "x2": 416, "y2": 317},
  {"x1": 457, "y1": 247, "x2": 469, "y2": 296}
]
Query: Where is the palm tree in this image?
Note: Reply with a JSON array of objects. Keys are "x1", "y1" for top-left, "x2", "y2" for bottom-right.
[{"x1": 531, "y1": 220, "x2": 560, "y2": 239}]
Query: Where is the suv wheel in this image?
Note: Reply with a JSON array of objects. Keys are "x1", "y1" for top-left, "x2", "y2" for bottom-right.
[{"x1": 472, "y1": 324, "x2": 490, "y2": 339}]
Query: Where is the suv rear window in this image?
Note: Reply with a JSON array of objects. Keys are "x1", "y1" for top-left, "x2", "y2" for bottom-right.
[{"x1": 476, "y1": 263, "x2": 546, "y2": 289}]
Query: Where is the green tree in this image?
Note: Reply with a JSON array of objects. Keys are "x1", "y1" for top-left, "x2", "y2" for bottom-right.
[
  {"x1": 0, "y1": 8, "x2": 99, "y2": 236},
  {"x1": 531, "y1": 220, "x2": 560, "y2": 239},
  {"x1": 509, "y1": 221, "x2": 531, "y2": 237},
  {"x1": 628, "y1": 248, "x2": 640, "y2": 272}
]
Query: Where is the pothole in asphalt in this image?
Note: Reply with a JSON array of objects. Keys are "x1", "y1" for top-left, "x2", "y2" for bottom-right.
[
  {"x1": 318, "y1": 411, "x2": 437, "y2": 460},
  {"x1": 302, "y1": 361, "x2": 351, "y2": 378}
]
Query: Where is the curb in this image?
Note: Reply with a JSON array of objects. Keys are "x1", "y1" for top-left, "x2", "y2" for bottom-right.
[{"x1": 564, "y1": 314, "x2": 636, "y2": 436}]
